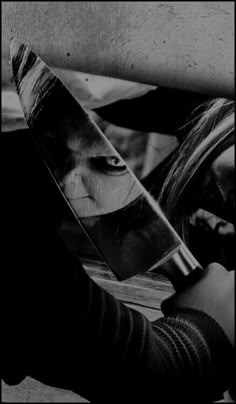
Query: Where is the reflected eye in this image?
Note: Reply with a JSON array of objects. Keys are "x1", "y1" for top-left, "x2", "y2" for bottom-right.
[
  {"x1": 105, "y1": 156, "x2": 126, "y2": 168},
  {"x1": 91, "y1": 156, "x2": 128, "y2": 176}
]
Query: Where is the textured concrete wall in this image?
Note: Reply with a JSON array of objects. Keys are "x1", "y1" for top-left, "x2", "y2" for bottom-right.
[{"x1": 2, "y1": 2, "x2": 234, "y2": 97}]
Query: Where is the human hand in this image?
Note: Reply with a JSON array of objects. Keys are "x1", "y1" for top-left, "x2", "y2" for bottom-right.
[{"x1": 161, "y1": 263, "x2": 234, "y2": 347}]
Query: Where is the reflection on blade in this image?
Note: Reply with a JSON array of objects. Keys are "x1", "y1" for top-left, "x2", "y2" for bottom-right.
[{"x1": 10, "y1": 37, "x2": 183, "y2": 280}]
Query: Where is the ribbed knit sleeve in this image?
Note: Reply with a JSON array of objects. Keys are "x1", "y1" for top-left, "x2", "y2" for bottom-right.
[{"x1": 9, "y1": 232, "x2": 231, "y2": 404}]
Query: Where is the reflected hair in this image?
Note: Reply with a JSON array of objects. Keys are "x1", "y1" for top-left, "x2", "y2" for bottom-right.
[{"x1": 159, "y1": 98, "x2": 235, "y2": 242}]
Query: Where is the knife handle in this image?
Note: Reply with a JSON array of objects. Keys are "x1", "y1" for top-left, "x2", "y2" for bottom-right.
[{"x1": 160, "y1": 243, "x2": 204, "y2": 292}]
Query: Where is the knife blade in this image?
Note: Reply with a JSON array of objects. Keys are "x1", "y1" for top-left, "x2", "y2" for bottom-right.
[{"x1": 10, "y1": 37, "x2": 203, "y2": 290}]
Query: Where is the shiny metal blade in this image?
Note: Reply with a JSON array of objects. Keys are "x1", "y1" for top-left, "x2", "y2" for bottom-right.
[{"x1": 10, "y1": 37, "x2": 199, "y2": 283}]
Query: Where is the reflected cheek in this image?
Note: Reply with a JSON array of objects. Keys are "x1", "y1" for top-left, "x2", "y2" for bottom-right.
[
  {"x1": 86, "y1": 175, "x2": 111, "y2": 205},
  {"x1": 80, "y1": 174, "x2": 119, "y2": 209},
  {"x1": 82, "y1": 174, "x2": 104, "y2": 199},
  {"x1": 61, "y1": 168, "x2": 91, "y2": 199},
  {"x1": 92, "y1": 175, "x2": 141, "y2": 209}
]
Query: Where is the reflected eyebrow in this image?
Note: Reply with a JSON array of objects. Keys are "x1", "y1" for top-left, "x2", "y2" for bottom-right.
[
  {"x1": 69, "y1": 150, "x2": 116, "y2": 160},
  {"x1": 67, "y1": 137, "x2": 115, "y2": 158},
  {"x1": 88, "y1": 140, "x2": 115, "y2": 157},
  {"x1": 89, "y1": 151, "x2": 116, "y2": 158}
]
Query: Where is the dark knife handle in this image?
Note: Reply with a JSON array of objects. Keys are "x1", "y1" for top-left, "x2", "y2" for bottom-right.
[{"x1": 159, "y1": 243, "x2": 204, "y2": 292}]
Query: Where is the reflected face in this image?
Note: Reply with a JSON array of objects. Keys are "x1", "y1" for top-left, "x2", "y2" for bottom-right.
[{"x1": 58, "y1": 127, "x2": 142, "y2": 217}]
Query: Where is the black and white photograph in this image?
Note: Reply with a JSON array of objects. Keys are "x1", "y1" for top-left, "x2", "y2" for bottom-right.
[{"x1": 2, "y1": 2, "x2": 234, "y2": 403}]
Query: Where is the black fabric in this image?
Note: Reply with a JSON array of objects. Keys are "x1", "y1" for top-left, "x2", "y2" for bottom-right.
[{"x1": 2, "y1": 130, "x2": 233, "y2": 403}]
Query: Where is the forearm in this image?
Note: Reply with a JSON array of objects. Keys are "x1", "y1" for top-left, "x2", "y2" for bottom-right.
[{"x1": 12, "y1": 235, "x2": 232, "y2": 403}]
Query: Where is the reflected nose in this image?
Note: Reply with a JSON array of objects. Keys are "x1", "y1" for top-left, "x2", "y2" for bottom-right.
[{"x1": 62, "y1": 166, "x2": 90, "y2": 199}]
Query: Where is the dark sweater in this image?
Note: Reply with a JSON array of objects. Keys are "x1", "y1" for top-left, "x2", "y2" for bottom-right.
[{"x1": 1, "y1": 131, "x2": 233, "y2": 402}]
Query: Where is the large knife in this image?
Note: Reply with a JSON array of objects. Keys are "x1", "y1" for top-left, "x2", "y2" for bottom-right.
[{"x1": 10, "y1": 37, "x2": 203, "y2": 290}]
